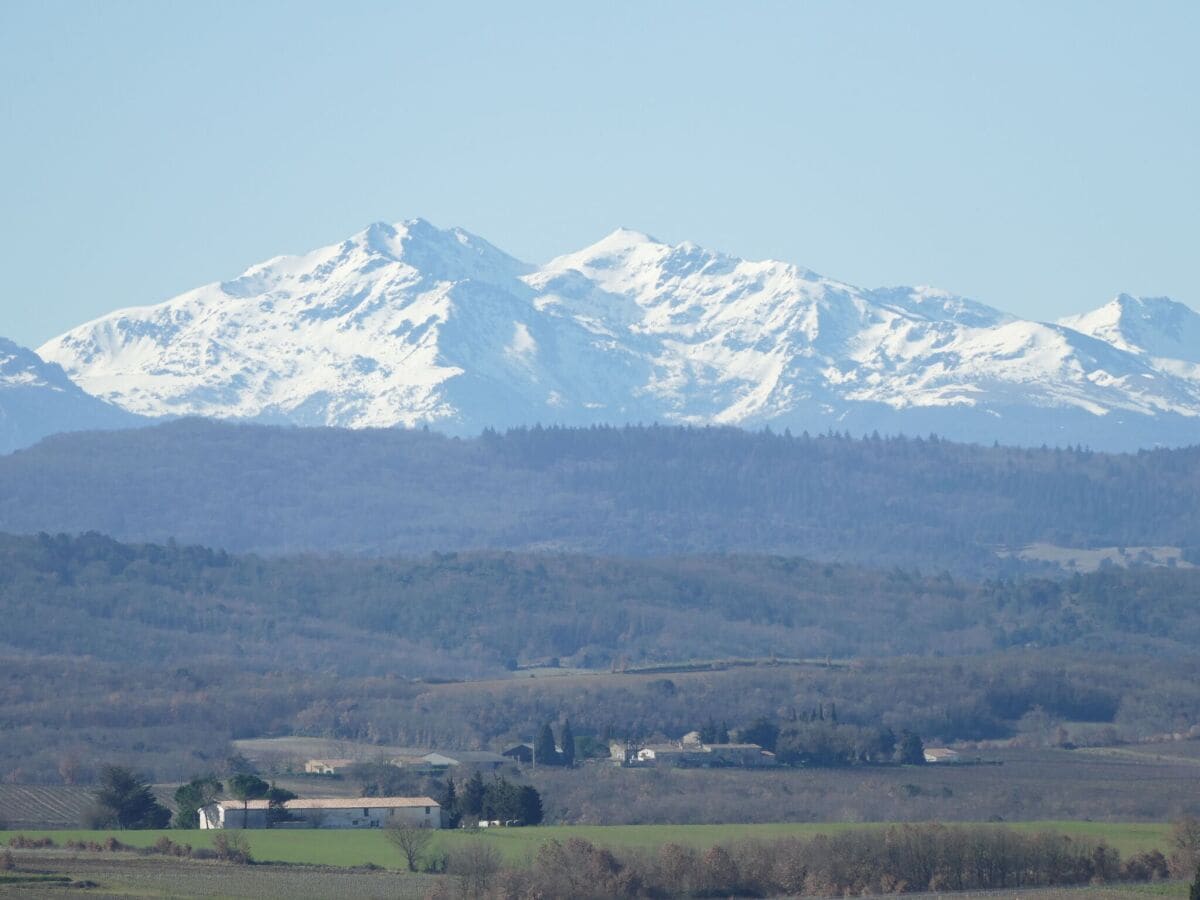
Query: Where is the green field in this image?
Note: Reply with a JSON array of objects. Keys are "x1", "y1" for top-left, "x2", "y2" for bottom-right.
[{"x1": 3, "y1": 820, "x2": 1174, "y2": 869}]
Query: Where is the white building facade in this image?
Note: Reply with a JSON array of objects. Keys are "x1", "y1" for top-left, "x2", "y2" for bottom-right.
[{"x1": 198, "y1": 796, "x2": 441, "y2": 829}]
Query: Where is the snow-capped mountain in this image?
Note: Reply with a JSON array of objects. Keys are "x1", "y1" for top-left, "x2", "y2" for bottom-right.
[
  {"x1": 37, "y1": 219, "x2": 1200, "y2": 449},
  {"x1": 1060, "y1": 294, "x2": 1200, "y2": 378},
  {"x1": 0, "y1": 337, "x2": 143, "y2": 453}
]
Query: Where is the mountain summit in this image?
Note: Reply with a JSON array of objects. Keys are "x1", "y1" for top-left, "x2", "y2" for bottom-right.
[
  {"x1": 37, "y1": 220, "x2": 1200, "y2": 449},
  {"x1": 1060, "y1": 294, "x2": 1200, "y2": 374}
]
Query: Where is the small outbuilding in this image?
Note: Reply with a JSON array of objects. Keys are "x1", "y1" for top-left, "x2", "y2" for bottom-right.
[
  {"x1": 923, "y1": 747, "x2": 961, "y2": 764},
  {"x1": 304, "y1": 758, "x2": 356, "y2": 775},
  {"x1": 502, "y1": 743, "x2": 534, "y2": 764}
]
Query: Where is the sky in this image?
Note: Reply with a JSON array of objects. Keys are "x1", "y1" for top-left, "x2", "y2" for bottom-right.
[{"x1": 1, "y1": 1, "x2": 1197, "y2": 348}]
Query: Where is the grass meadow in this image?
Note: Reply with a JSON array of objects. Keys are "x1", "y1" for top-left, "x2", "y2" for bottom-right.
[{"x1": 3, "y1": 820, "x2": 1175, "y2": 868}]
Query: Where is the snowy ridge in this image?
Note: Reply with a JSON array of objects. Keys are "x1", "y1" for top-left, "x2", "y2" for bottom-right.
[
  {"x1": 0, "y1": 336, "x2": 142, "y2": 453},
  {"x1": 36, "y1": 219, "x2": 1200, "y2": 448},
  {"x1": 1060, "y1": 294, "x2": 1200, "y2": 381}
]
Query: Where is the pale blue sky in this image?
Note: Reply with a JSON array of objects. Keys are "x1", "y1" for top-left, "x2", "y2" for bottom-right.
[{"x1": 1, "y1": 1, "x2": 1197, "y2": 347}]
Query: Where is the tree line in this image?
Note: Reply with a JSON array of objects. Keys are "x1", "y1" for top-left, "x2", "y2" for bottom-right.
[
  {"x1": 426, "y1": 825, "x2": 1175, "y2": 898},
  {"x1": 5, "y1": 531, "x2": 1200, "y2": 688}
]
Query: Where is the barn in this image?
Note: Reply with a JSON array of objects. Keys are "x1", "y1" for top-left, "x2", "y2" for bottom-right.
[{"x1": 198, "y1": 796, "x2": 440, "y2": 829}]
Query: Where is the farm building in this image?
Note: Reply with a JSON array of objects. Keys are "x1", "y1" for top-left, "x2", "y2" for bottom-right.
[
  {"x1": 705, "y1": 743, "x2": 777, "y2": 767},
  {"x1": 198, "y1": 796, "x2": 440, "y2": 829},
  {"x1": 628, "y1": 741, "x2": 774, "y2": 768},
  {"x1": 419, "y1": 751, "x2": 507, "y2": 770},
  {"x1": 502, "y1": 743, "x2": 534, "y2": 764},
  {"x1": 303, "y1": 758, "x2": 356, "y2": 775},
  {"x1": 924, "y1": 747, "x2": 961, "y2": 763}
]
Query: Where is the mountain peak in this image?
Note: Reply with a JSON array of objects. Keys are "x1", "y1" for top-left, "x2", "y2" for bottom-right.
[
  {"x1": 346, "y1": 219, "x2": 531, "y2": 283},
  {"x1": 605, "y1": 225, "x2": 661, "y2": 244},
  {"x1": 0, "y1": 336, "x2": 73, "y2": 389},
  {"x1": 1061, "y1": 294, "x2": 1200, "y2": 365}
]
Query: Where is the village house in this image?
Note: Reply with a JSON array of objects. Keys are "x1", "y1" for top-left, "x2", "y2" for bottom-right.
[
  {"x1": 923, "y1": 747, "x2": 961, "y2": 764},
  {"x1": 303, "y1": 758, "x2": 356, "y2": 775},
  {"x1": 198, "y1": 796, "x2": 441, "y2": 829}
]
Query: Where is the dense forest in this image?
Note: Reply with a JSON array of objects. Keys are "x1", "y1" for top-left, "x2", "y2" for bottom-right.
[
  {"x1": 1, "y1": 421, "x2": 1199, "y2": 573},
  {"x1": 3, "y1": 532, "x2": 1200, "y2": 783},
  {"x1": 4, "y1": 532, "x2": 1200, "y2": 676}
]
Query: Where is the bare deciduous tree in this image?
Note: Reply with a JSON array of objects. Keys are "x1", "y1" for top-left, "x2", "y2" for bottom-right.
[
  {"x1": 387, "y1": 820, "x2": 434, "y2": 873},
  {"x1": 447, "y1": 840, "x2": 502, "y2": 899}
]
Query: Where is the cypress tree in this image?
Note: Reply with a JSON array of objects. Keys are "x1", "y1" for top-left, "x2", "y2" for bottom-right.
[
  {"x1": 439, "y1": 779, "x2": 460, "y2": 828},
  {"x1": 461, "y1": 770, "x2": 486, "y2": 817},
  {"x1": 535, "y1": 722, "x2": 559, "y2": 766},
  {"x1": 518, "y1": 785, "x2": 544, "y2": 825},
  {"x1": 561, "y1": 719, "x2": 576, "y2": 768}
]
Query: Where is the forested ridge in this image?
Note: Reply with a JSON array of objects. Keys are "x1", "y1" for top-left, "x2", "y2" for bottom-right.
[
  {"x1": 1, "y1": 420, "x2": 1199, "y2": 573},
  {"x1": 4, "y1": 532, "x2": 1200, "y2": 677}
]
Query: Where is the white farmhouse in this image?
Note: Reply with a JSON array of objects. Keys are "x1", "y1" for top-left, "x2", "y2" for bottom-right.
[
  {"x1": 199, "y1": 796, "x2": 440, "y2": 829},
  {"x1": 303, "y1": 758, "x2": 356, "y2": 775}
]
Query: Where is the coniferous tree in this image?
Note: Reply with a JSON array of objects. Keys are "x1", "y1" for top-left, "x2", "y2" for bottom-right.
[
  {"x1": 535, "y1": 722, "x2": 559, "y2": 767},
  {"x1": 896, "y1": 730, "x2": 927, "y2": 765},
  {"x1": 517, "y1": 784, "x2": 544, "y2": 825},
  {"x1": 439, "y1": 779, "x2": 460, "y2": 829},
  {"x1": 227, "y1": 773, "x2": 270, "y2": 829},
  {"x1": 561, "y1": 719, "x2": 576, "y2": 768},
  {"x1": 482, "y1": 774, "x2": 519, "y2": 821},
  {"x1": 741, "y1": 717, "x2": 780, "y2": 752},
  {"x1": 461, "y1": 770, "x2": 486, "y2": 819},
  {"x1": 91, "y1": 765, "x2": 171, "y2": 829},
  {"x1": 265, "y1": 783, "x2": 298, "y2": 827},
  {"x1": 172, "y1": 775, "x2": 222, "y2": 829}
]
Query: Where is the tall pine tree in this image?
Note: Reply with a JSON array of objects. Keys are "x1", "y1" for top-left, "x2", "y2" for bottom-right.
[
  {"x1": 439, "y1": 779, "x2": 460, "y2": 829},
  {"x1": 461, "y1": 770, "x2": 486, "y2": 818},
  {"x1": 535, "y1": 722, "x2": 559, "y2": 767},
  {"x1": 561, "y1": 719, "x2": 576, "y2": 768}
]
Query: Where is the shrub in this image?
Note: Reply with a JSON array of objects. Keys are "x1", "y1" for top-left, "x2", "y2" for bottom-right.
[
  {"x1": 1172, "y1": 816, "x2": 1200, "y2": 878},
  {"x1": 1122, "y1": 850, "x2": 1170, "y2": 882},
  {"x1": 212, "y1": 832, "x2": 252, "y2": 865},
  {"x1": 446, "y1": 841, "x2": 501, "y2": 899},
  {"x1": 150, "y1": 836, "x2": 192, "y2": 857},
  {"x1": 5, "y1": 836, "x2": 54, "y2": 849},
  {"x1": 0, "y1": 849, "x2": 13, "y2": 871}
]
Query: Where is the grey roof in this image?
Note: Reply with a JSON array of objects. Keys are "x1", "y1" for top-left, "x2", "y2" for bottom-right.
[{"x1": 423, "y1": 750, "x2": 507, "y2": 764}]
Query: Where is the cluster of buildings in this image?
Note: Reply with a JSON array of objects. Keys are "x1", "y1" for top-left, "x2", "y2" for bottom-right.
[
  {"x1": 611, "y1": 732, "x2": 776, "y2": 768},
  {"x1": 199, "y1": 750, "x2": 516, "y2": 830},
  {"x1": 197, "y1": 741, "x2": 967, "y2": 829},
  {"x1": 303, "y1": 750, "x2": 508, "y2": 776}
]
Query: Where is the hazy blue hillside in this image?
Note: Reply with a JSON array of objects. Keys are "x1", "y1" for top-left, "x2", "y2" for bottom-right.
[
  {"x1": 0, "y1": 336, "x2": 143, "y2": 453},
  {"x1": 1, "y1": 421, "x2": 1198, "y2": 574}
]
